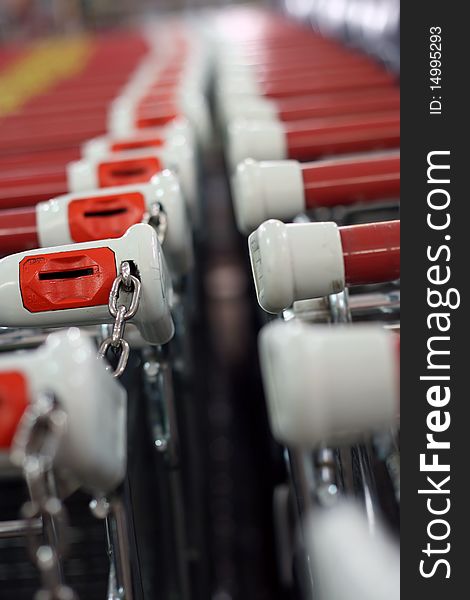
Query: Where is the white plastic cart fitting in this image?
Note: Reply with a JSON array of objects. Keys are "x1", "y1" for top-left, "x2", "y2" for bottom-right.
[
  {"x1": 258, "y1": 320, "x2": 398, "y2": 447},
  {"x1": 232, "y1": 159, "x2": 304, "y2": 234},
  {"x1": 227, "y1": 119, "x2": 287, "y2": 171},
  {"x1": 248, "y1": 219, "x2": 345, "y2": 313},
  {"x1": 305, "y1": 502, "x2": 400, "y2": 600},
  {"x1": 81, "y1": 117, "x2": 196, "y2": 160},
  {"x1": 0, "y1": 328, "x2": 127, "y2": 496},
  {"x1": 0, "y1": 223, "x2": 174, "y2": 345},
  {"x1": 108, "y1": 91, "x2": 211, "y2": 148},
  {"x1": 36, "y1": 175, "x2": 193, "y2": 277},
  {"x1": 67, "y1": 144, "x2": 197, "y2": 218}
]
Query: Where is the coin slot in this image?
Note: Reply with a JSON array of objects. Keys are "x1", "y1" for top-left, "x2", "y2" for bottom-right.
[
  {"x1": 38, "y1": 267, "x2": 94, "y2": 280},
  {"x1": 111, "y1": 139, "x2": 162, "y2": 152},
  {"x1": 84, "y1": 207, "x2": 128, "y2": 218},
  {"x1": 108, "y1": 166, "x2": 147, "y2": 178}
]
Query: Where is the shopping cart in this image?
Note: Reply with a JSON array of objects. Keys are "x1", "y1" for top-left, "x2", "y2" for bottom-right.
[{"x1": 215, "y1": 7, "x2": 400, "y2": 599}]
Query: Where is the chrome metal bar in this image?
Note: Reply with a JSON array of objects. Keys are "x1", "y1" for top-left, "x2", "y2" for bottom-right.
[
  {"x1": 289, "y1": 290, "x2": 400, "y2": 324},
  {"x1": 108, "y1": 497, "x2": 134, "y2": 600},
  {"x1": 0, "y1": 517, "x2": 42, "y2": 538}
]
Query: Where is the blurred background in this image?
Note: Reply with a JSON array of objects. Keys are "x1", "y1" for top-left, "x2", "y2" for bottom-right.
[{"x1": 0, "y1": 0, "x2": 399, "y2": 70}]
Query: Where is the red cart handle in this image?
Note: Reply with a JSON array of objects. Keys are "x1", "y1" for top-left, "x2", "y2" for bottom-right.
[
  {"x1": 238, "y1": 53, "x2": 386, "y2": 76},
  {"x1": 340, "y1": 220, "x2": 400, "y2": 286},
  {"x1": 0, "y1": 206, "x2": 39, "y2": 257},
  {"x1": 302, "y1": 153, "x2": 400, "y2": 208},
  {"x1": 225, "y1": 70, "x2": 396, "y2": 99},
  {"x1": 228, "y1": 112, "x2": 400, "y2": 169},
  {"x1": 285, "y1": 112, "x2": 400, "y2": 161},
  {"x1": 248, "y1": 219, "x2": 400, "y2": 313},
  {"x1": 278, "y1": 89, "x2": 400, "y2": 122},
  {"x1": 227, "y1": 61, "x2": 389, "y2": 88},
  {"x1": 233, "y1": 152, "x2": 400, "y2": 234},
  {"x1": 223, "y1": 88, "x2": 400, "y2": 124},
  {"x1": 0, "y1": 167, "x2": 68, "y2": 209}
]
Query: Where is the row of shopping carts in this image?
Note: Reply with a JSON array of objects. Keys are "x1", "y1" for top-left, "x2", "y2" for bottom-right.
[
  {"x1": 211, "y1": 7, "x2": 400, "y2": 600},
  {"x1": 0, "y1": 19, "x2": 212, "y2": 600},
  {"x1": 0, "y1": 6, "x2": 400, "y2": 600}
]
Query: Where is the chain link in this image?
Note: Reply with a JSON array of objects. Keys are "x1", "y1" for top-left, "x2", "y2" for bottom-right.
[
  {"x1": 12, "y1": 393, "x2": 78, "y2": 600},
  {"x1": 142, "y1": 202, "x2": 168, "y2": 245},
  {"x1": 97, "y1": 261, "x2": 142, "y2": 378}
]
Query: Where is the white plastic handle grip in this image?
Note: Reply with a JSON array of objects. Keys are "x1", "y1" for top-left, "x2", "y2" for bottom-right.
[
  {"x1": 0, "y1": 223, "x2": 174, "y2": 345},
  {"x1": 227, "y1": 118, "x2": 286, "y2": 171},
  {"x1": 1, "y1": 328, "x2": 127, "y2": 496},
  {"x1": 81, "y1": 118, "x2": 195, "y2": 159},
  {"x1": 306, "y1": 502, "x2": 400, "y2": 600},
  {"x1": 67, "y1": 145, "x2": 197, "y2": 219},
  {"x1": 108, "y1": 91, "x2": 211, "y2": 148},
  {"x1": 220, "y1": 97, "x2": 277, "y2": 128},
  {"x1": 258, "y1": 320, "x2": 398, "y2": 448},
  {"x1": 249, "y1": 219, "x2": 345, "y2": 313},
  {"x1": 232, "y1": 159, "x2": 304, "y2": 235},
  {"x1": 37, "y1": 175, "x2": 193, "y2": 277},
  {"x1": 249, "y1": 219, "x2": 400, "y2": 313},
  {"x1": 232, "y1": 154, "x2": 400, "y2": 235}
]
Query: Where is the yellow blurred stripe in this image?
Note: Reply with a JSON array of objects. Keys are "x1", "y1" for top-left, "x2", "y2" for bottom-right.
[{"x1": 0, "y1": 36, "x2": 93, "y2": 117}]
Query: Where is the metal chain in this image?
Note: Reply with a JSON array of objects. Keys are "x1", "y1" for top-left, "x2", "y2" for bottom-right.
[
  {"x1": 142, "y1": 202, "x2": 168, "y2": 245},
  {"x1": 97, "y1": 261, "x2": 142, "y2": 378},
  {"x1": 12, "y1": 392, "x2": 78, "y2": 600}
]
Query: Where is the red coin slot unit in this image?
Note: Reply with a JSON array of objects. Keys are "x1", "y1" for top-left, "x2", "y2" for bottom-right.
[
  {"x1": 97, "y1": 156, "x2": 162, "y2": 187},
  {"x1": 0, "y1": 371, "x2": 29, "y2": 449},
  {"x1": 19, "y1": 247, "x2": 117, "y2": 312},
  {"x1": 68, "y1": 192, "x2": 146, "y2": 242}
]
